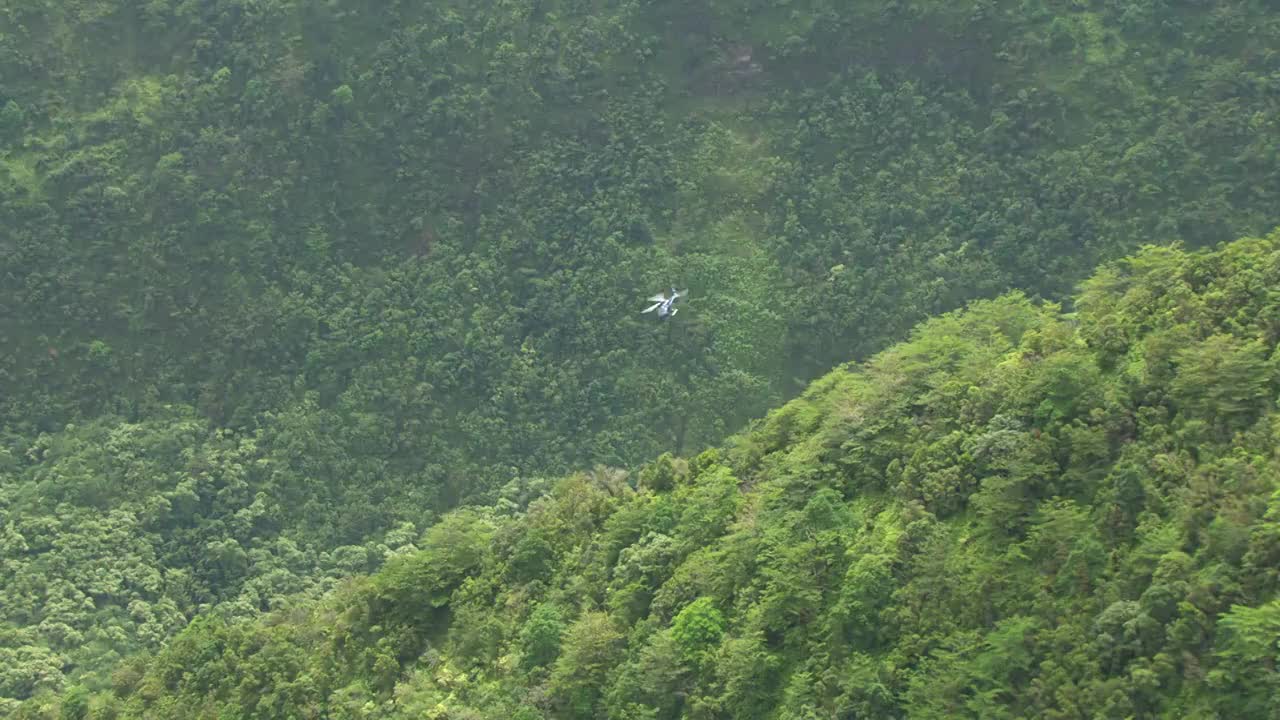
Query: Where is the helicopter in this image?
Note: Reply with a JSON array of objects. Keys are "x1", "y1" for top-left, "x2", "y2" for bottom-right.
[{"x1": 641, "y1": 287, "x2": 687, "y2": 319}]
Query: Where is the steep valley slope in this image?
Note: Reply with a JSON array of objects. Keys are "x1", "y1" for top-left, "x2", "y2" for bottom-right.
[{"x1": 15, "y1": 233, "x2": 1278, "y2": 719}]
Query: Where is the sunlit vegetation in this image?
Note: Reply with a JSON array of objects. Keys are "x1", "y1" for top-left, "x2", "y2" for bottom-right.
[
  {"x1": 16, "y1": 233, "x2": 1278, "y2": 718},
  {"x1": 2, "y1": 0, "x2": 1279, "y2": 714}
]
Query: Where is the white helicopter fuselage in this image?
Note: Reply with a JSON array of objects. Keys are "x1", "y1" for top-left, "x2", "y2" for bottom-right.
[{"x1": 642, "y1": 288, "x2": 683, "y2": 319}]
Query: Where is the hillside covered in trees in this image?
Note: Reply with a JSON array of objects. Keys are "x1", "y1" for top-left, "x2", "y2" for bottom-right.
[
  {"x1": 2, "y1": 0, "x2": 1280, "y2": 714},
  {"x1": 16, "y1": 234, "x2": 1280, "y2": 719}
]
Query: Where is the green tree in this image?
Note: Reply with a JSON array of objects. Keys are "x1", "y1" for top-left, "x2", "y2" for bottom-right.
[
  {"x1": 519, "y1": 603, "x2": 565, "y2": 672},
  {"x1": 549, "y1": 612, "x2": 624, "y2": 719}
]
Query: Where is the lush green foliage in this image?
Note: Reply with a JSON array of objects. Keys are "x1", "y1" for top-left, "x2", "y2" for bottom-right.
[
  {"x1": 5, "y1": 0, "x2": 1280, "y2": 474},
  {"x1": 19, "y1": 234, "x2": 1278, "y2": 718},
  {"x1": 3, "y1": 0, "x2": 1280, "y2": 709}
]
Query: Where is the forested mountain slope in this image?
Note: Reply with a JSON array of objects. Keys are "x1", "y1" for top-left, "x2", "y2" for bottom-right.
[
  {"x1": 5, "y1": 0, "x2": 1280, "y2": 488},
  {"x1": 3, "y1": 0, "x2": 1280, "y2": 709},
  {"x1": 17, "y1": 234, "x2": 1278, "y2": 719}
]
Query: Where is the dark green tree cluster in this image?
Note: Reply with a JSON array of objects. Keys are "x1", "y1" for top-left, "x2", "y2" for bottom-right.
[
  {"x1": 4, "y1": 0, "x2": 1279, "y2": 466},
  {"x1": 19, "y1": 233, "x2": 1277, "y2": 719}
]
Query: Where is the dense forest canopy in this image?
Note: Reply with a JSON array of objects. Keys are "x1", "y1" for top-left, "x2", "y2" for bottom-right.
[
  {"x1": 5, "y1": 0, "x2": 1279, "y2": 474},
  {"x1": 2, "y1": 0, "x2": 1279, "y2": 712},
  {"x1": 15, "y1": 232, "x2": 1280, "y2": 719}
]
